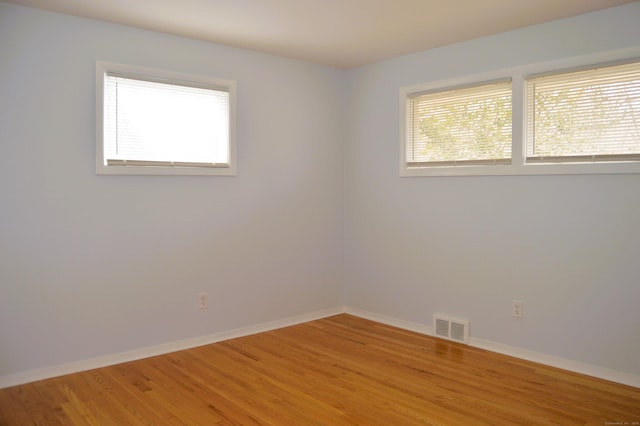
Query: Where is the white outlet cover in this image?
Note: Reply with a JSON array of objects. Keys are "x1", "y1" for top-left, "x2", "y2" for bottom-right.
[
  {"x1": 199, "y1": 292, "x2": 208, "y2": 309},
  {"x1": 512, "y1": 300, "x2": 523, "y2": 318}
]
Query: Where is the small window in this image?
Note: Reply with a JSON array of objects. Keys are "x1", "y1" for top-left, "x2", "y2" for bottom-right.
[
  {"x1": 96, "y1": 62, "x2": 236, "y2": 175},
  {"x1": 526, "y1": 60, "x2": 640, "y2": 164},
  {"x1": 405, "y1": 80, "x2": 512, "y2": 168}
]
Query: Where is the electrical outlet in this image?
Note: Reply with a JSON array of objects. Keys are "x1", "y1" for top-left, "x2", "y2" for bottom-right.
[
  {"x1": 198, "y1": 292, "x2": 208, "y2": 310},
  {"x1": 512, "y1": 300, "x2": 523, "y2": 318}
]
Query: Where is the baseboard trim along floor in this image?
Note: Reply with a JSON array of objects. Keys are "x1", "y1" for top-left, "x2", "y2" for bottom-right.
[
  {"x1": 346, "y1": 307, "x2": 640, "y2": 389},
  {"x1": 1, "y1": 305, "x2": 638, "y2": 389}
]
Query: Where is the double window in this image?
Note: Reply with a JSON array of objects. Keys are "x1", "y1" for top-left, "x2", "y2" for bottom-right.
[
  {"x1": 401, "y1": 56, "x2": 640, "y2": 176},
  {"x1": 96, "y1": 62, "x2": 236, "y2": 175}
]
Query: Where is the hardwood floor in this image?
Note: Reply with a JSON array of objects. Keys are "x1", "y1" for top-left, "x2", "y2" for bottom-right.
[{"x1": 1, "y1": 314, "x2": 639, "y2": 425}]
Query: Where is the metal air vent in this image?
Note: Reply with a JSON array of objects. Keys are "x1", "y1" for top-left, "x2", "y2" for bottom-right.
[{"x1": 433, "y1": 314, "x2": 469, "y2": 344}]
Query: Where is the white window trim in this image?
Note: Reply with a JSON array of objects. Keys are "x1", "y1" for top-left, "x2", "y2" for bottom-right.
[
  {"x1": 400, "y1": 47, "x2": 640, "y2": 177},
  {"x1": 96, "y1": 61, "x2": 237, "y2": 176}
]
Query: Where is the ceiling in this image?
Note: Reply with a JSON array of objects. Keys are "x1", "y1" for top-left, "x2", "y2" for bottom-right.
[{"x1": 3, "y1": 0, "x2": 636, "y2": 68}]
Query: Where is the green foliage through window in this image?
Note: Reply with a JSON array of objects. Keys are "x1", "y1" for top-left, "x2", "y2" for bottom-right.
[
  {"x1": 407, "y1": 81, "x2": 512, "y2": 166},
  {"x1": 527, "y1": 61, "x2": 640, "y2": 162}
]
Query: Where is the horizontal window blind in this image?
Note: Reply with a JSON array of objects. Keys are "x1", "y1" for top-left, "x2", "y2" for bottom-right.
[
  {"x1": 104, "y1": 73, "x2": 230, "y2": 167},
  {"x1": 526, "y1": 60, "x2": 640, "y2": 163},
  {"x1": 406, "y1": 80, "x2": 512, "y2": 167}
]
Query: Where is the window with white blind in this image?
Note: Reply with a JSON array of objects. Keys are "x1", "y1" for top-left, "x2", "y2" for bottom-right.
[
  {"x1": 406, "y1": 80, "x2": 512, "y2": 167},
  {"x1": 96, "y1": 62, "x2": 236, "y2": 175},
  {"x1": 526, "y1": 60, "x2": 640, "y2": 164},
  {"x1": 400, "y1": 53, "x2": 640, "y2": 176}
]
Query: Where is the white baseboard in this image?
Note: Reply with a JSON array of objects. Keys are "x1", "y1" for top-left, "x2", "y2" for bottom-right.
[
  {"x1": 345, "y1": 307, "x2": 640, "y2": 389},
  {"x1": 2, "y1": 306, "x2": 638, "y2": 390},
  {"x1": 346, "y1": 307, "x2": 435, "y2": 335},
  {"x1": 0, "y1": 307, "x2": 345, "y2": 389},
  {"x1": 467, "y1": 337, "x2": 640, "y2": 389}
]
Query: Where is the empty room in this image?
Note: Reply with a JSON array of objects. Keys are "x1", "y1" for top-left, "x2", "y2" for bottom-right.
[{"x1": 1, "y1": 0, "x2": 639, "y2": 424}]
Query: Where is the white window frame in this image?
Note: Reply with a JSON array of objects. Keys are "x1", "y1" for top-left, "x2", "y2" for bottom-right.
[
  {"x1": 400, "y1": 47, "x2": 640, "y2": 177},
  {"x1": 96, "y1": 62, "x2": 236, "y2": 176}
]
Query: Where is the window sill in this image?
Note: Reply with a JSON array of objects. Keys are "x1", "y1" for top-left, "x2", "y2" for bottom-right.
[{"x1": 400, "y1": 162, "x2": 640, "y2": 177}]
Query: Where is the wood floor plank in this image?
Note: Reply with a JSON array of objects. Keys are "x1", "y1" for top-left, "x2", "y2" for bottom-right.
[
  {"x1": 95, "y1": 366, "x2": 185, "y2": 425},
  {"x1": 1, "y1": 314, "x2": 639, "y2": 425}
]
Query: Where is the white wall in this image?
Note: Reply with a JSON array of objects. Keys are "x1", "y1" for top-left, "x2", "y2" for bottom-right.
[
  {"x1": 0, "y1": 3, "x2": 344, "y2": 377},
  {"x1": 344, "y1": 3, "x2": 640, "y2": 376}
]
